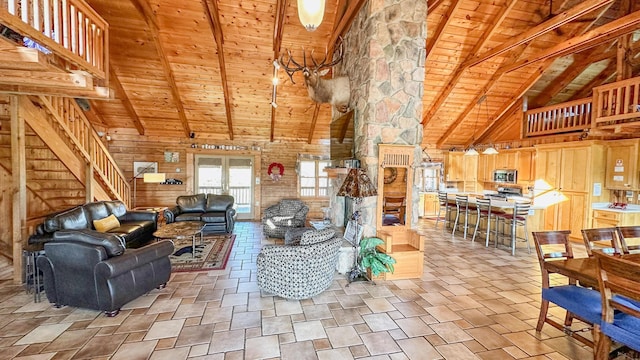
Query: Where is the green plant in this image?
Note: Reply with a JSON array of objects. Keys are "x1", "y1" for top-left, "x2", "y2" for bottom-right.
[{"x1": 359, "y1": 237, "x2": 396, "y2": 277}]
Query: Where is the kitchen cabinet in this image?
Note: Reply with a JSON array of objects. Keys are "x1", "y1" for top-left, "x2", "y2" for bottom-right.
[
  {"x1": 605, "y1": 139, "x2": 639, "y2": 190},
  {"x1": 592, "y1": 209, "x2": 640, "y2": 228},
  {"x1": 495, "y1": 151, "x2": 517, "y2": 169},
  {"x1": 516, "y1": 148, "x2": 535, "y2": 183},
  {"x1": 463, "y1": 155, "x2": 478, "y2": 181},
  {"x1": 421, "y1": 193, "x2": 438, "y2": 216},
  {"x1": 445, "y1": 152, "x2": 464, "y2": 182},
  {"x1": 478, "y1": 154, "x2": 495, "y2": 182},
  {"x1": 534, "y1": 141, "x2": 607, "y2": 241}
]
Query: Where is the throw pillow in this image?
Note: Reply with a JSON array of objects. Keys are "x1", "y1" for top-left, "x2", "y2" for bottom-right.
[
  {"x1": 93, "y1": 214, "x2": 120, "y2": 232},
  {"x1": 300, "y1": 228, "x2": 336, "y2": 245}
]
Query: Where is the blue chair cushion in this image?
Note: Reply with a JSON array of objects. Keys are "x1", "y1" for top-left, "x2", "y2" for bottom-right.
[
  {"x1": 542, "y1": 285, "x2": 602, "y2": 325},
  {"x1": 602, "y1": 313, "x2": 640, "y2": 352},
  {"x1": 613, "y1": 296, "x2": 640, "y2": 313}
]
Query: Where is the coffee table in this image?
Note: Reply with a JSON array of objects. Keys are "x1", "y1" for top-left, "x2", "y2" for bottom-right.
[{"x1": 154, "y1": 221, "x2": 206, "y2": 258}]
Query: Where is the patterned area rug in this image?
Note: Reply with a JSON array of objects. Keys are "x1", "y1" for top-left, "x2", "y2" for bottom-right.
[{"x1": 170, "y1": 234, "x2": 235, "y2": 272}]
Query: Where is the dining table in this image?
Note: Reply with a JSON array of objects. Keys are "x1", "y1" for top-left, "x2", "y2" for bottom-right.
[{"x1": 544, "y1": 253, "x2": 640, "y2": 288}]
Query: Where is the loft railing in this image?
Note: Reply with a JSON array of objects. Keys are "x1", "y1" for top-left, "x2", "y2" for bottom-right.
[
  {"x1": 593, "y1": 76, "x2": 640, "y2": 128},
  {"x1": 0, "y1": 0, "x2": 108, "y2": 79},
  {"x1": 525, "y1": 98, "x2": 592, "y2": 137},
  {"x1": 38, "y1": 96, "x2": 130, "y2": 205}
]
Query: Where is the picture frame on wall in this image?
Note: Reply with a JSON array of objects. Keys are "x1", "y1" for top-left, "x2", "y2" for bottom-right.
[{"x1": 133, "y1": 161, "x2": 158, "y2": 178}]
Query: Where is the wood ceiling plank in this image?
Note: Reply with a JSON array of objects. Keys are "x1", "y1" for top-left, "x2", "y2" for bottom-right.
[
  {"x1": 501, "y1": 10, "x2": 640, "y2": 73},
  {"x1": 571, "y1": 60, "x2": 616, "y2": 99},
  {"x1": 109, "y1": 68, "x2": 145, "y2": 135},
  {"x1": 464, "y1": 0, "x2": 614, "y2": 68},
  {"x1": 425, "y1": 0, "x2": 461, "y2": 63},
  {"x1": 422, "y1": 0, "x2": 517, "y2": 126},
  {"x1": 203, "y1": 0, "x2": 234, "y2": 140},
  {"x1": 130, "y1": 0, "x2": 191, "y2": 138}
]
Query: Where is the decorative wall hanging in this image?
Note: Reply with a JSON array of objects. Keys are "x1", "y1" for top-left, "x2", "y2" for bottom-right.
[
  {"x1": 383, "y1": 167, "x2": 397, "y2": 184},
  {"x1": 268, "y1": 162, "x2": 285, "y2": 181}
]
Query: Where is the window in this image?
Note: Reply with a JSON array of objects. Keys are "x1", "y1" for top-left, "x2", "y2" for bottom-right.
[{"x1": 299, "y1": 160, "x2": 330, "y2": 197}]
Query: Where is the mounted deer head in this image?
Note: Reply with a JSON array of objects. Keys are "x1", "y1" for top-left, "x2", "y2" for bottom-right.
[{"x1": 279, "y1": 40, "x2": 350, "y2": 113}]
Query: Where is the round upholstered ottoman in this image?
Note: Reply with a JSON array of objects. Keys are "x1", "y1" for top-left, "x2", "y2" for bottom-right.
[{"x1": 284, "y1": 227, "x2": 313, "y2": 245}]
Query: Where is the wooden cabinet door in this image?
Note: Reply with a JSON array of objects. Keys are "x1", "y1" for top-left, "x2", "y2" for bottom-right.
[
  {"x1": 605, "y1": 140, "x2": 639, "y2": 189},
  {"x1": 517, "y1": 149, "x2": 535, "y2": 182},
  {"x1": 560, "y1": 146, "x2": 590, "y2": 192},
  {"x1": 496, "y1": 151, "x2": 517, "y2": 169},
  {"x1": 535, "y1": 148, "x2": 561, "y2": 189},
  {"x1": 463, "y1": 155, "x2": 478, "y2": 181},
  {"x1": 422, "y1": 193, "x2": 438, "y2": 216},
  {"x1": 445, "y1": 152, "x2": 464, "y2": 181},
  {"x1": 556, "y1": 192, "x2": 588, "y2": 240},
  {"x1": 478, "y1": 154, "x2": 495, "y2": 182}
]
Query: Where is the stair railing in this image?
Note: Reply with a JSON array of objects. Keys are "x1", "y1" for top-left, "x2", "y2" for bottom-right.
[{"x1": 37, "y1": 95, "x2": 130, "y2": 206}]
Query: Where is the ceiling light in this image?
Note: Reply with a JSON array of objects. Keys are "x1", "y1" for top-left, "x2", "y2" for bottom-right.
[
  {"x1": 464, "y1": 147, "x2": 479, "y2": 156},
  {"x1": 272, "y1": 77, "x2": 279, "y2": 85},
  {"x1": 297, "y1": 0, "x2": 325, "y2": 31},
  {"x1": 483, "y1": 146, "x2": 498, "y2": 155}
]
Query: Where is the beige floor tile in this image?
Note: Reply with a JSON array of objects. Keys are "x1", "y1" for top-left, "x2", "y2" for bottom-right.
[
  {"x1": 15, "y1": 323, "x2": 73, "y2": 345},
  {"x1": 42, "y1": 328, "x2": 99, "y2": 352},
  {"x1": 280, "y1": 341, "x2": 318, "y2": 360},
  {"x1": 395, "y1": 317, "x2": 435, "y2": 337},
  {"x1": 244, "y1": 335, "x2": 280, "y2": 359},
  {"x1": 426, "y1": 305, "x2": 463, "y2": 322},
  {"x1": 503, "y1": 331, "x2": 555, "y2": 356},
  {"x1": 71, "y1": 333, "x2": 128, "y2": 359},
  {"x1": 229, "y1": 311, "x2": 260, "y2": 330},
  {"x1": 325, "y1": 326, "x2": 363, "y2": 348},
  {"x1": 360, "y1": 331, "x2": 401, "y2": 355},
  {"x1": 316, "y1": 347, "x2": 354, "y2": 360},
  {"x1": 363, "y1": 298, "x2": 396, "y2": 313},
  {"x1": 302, "y1": 304, "x2": 333, "y2": 320},
  {"x1": 148, "y1": 347, "x2": 190, "y2": 360},
  {"x1": 262, "y1": 315, "x2": 293, "y2": 335},
  {"x1": 144, "y1": 319, "x2": 185, "y2": 340},
  {"x1": 175, "y1": 323, "x2": 214, "y2": 347},
  {"x1": 430, "y1": 322, "x2": 473, "y2": 343},
  {"x1": 293, "y1": 320, "x2": 327, "y2": 341},
  {"x1": 275, "y1": 301, "x2": 303, "y2": 316},
  {"x1": 362, "y1": 313, "x2": 399, "y2": 332},
  {"x1": 208, "y1": 329, "x2": 245, "y2": 354},
  {"x1": 397, "y1": 337, "x2": 442, "y2": 360},
  {"x1": 110, "y1": 340, "x2": 157, "y2": 360},
  {"x1": 436, "y1": 343, "x2": 480, "y2": 360}
]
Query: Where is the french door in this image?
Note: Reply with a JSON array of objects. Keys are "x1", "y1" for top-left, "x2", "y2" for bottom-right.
[{"x1": 195, "y1": 155, "x2": 254, "y2": 219}]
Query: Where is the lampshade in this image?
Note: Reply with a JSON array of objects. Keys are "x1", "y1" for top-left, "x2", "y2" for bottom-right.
[
  {"x1": 143, "y1": 173, "x2": 166, "y2": 183},
  {"x1": 464, "y1": 147, "x2": 479, "y2": 156},
  {"x1": 483, "y1": 146, "x2": 499, "y2": 155},
  {"x1": 337, "y1": 168, "x2": 377, "y2": 199},
  {"x1": 297, "y1": 0, "x2": 325, "y2": 31}
]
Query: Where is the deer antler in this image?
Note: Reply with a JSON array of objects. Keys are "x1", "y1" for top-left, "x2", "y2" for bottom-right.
[
  {"x1": 315, "y1": 38, "x2": 344, "y2": 70},
  {"x1": 279, "y1": 49, "x2": 306, "y2": 84}
]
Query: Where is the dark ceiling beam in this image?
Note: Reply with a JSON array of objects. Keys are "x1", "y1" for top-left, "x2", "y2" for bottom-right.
[
  {"x1": 203, "y1": 0, "x2": 234, "y2": 140},
  {"x1": 422, "y1": 0, "x2": 517, "y2": 126},
  {"x1": 464, "y1": 0, "x2": 614, "y2": 68},
  {"x1": 328, "y1": 0, "x2": 367, "y2": 49},
  {"x1": 130, "y1": 0, "x2": 191, "y2": 138},
  {"x1": 427, "y1": 0, "x2": 446, "y2": 13},
  {"x1": 270, "y1": 0, "x2": 287, "y2": 143},
  {"x1": 473, "y1": 59, "x2": 555, "y2": 144},
  {"x1": 425, "y1": 0, "x2": 461, "y2": 63},
  {"x1": 501, "y1": 10, "x2": 640, "y2": 73},
  {"x1": 109, "y1": 67, "x2": 145, "y2": 135}
]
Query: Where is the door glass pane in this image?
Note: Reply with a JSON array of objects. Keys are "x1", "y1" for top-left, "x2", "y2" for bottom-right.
[
  {"x1": 197, "y1": 157, "x2": 222, "y2": 194},
  {"x1": 228, "y1": 158, "x2": 252, "y2": 215}
]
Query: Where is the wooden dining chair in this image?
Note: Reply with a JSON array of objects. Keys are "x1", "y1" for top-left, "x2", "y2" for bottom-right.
[
  {"x1": 532, "y1": 231, "x2": 603, "y2": 347},
  {"x1": 593, "y1": 251, "x2": 640, "y2": 358},
  {"x1": 581, "y1": 228, "x2": 623, "y2": 257},
  {"x1": 615, "y1": 226, "x2": 640, "y2": 254}
]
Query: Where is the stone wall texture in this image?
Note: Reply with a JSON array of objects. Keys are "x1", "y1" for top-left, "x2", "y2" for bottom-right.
[{"x1": 336, "y1": 0, "x2": 427, "y2": 235}]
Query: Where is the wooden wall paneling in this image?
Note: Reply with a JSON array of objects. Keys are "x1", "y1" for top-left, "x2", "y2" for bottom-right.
[
  {"x1": 0, "y1": 167, "x2": 12, "y2": 260},
  {"x1": 11, "y1": 95, "x2": 26, "y2": 283}
]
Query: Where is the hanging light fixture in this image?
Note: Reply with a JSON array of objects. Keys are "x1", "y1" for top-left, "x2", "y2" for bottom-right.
[
  {"x1": 481, "y1": 95, "x2": 499, "y2": 155},
  {"x1": 297, "y1": 0, "x2": 325, "y2": 31},
  {"x1": 465, "y1": 95, "x2": 484, "y2": 156}
]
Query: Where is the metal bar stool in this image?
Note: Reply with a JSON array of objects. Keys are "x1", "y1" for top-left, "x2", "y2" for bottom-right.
[
  {"x1": 452, "y1": 194, "x2": 472, "y2": 239},
  {"x1": 472, "y1": 198, "x2": 499, "y2": 246},
  {"x1": 496, "y1": 202, "x2": 532, "y2": 255},
  {"x1": 435, "y1": 192, "x2": 453, "y2": 231}
]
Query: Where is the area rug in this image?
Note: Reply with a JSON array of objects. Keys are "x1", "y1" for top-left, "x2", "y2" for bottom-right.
[{"x1": 170, "y1": 234, "x2": 235, "y2": 272}]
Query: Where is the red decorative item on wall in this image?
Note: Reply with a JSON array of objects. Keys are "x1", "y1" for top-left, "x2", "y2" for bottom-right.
[{"x1": 267, "y1": 162, "x2": 284, "y2": 181}]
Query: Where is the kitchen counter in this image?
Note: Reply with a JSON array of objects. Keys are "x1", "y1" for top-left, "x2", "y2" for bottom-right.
[{"x1": 592, "y1": 203, "x2": 640, "y2": 213}]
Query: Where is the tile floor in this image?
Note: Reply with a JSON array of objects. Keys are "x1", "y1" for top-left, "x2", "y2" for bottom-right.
[{"x1": 0, "y1": 220, "x2": 600, "y2": 359}]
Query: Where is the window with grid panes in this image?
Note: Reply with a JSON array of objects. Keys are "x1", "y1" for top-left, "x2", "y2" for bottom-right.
[{"x1": 299, "y1": 160, "x2": 330, "y2": 198}]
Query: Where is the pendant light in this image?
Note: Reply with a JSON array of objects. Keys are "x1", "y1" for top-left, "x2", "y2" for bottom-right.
[
  {"x1": 481, "y1": 96, "x2": 499, "y2": 155},
  {"x1": 465, "y1": 94, "x2": 484, "y2": 156},
  {"x1": 298, "y1": 0, "x2": 326, "y2": 31}
]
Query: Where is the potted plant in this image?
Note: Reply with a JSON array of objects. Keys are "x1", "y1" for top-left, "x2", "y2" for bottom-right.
[{"x1": 359, "y1": 237, "x2": 396, "y2": 278}]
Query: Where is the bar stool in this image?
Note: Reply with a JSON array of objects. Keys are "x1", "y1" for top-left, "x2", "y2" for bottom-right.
[
  {"x1": 435, "y1": 192, "x2": 453, "y2": 231},
  {"x1": 452, "y1": 194, "x2": 472, "y2": 239},
  {"x1": 472, "y1": 198, "x2": 498, "y2": 247},
  {"x1": 496, "y1": 202, "x2": 531, "y2": 256}
]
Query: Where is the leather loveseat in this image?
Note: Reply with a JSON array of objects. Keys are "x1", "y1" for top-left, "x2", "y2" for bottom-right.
[
  {"x1": 164, "y1": 193, "x2": 236, "y2": 233},
  {"x1": 29, "y1": 200, "x2": 158, "y2": 249},
  {"x1": 37, "y1": 229, "x2": 173, "y2": 316}
]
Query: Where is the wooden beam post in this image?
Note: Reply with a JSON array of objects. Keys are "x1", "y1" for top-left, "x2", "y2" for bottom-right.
[{"x1": 11, "y1": 95, "x2": 26, "y2": 284}]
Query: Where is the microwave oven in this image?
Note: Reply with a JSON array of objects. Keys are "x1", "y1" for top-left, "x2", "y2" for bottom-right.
[{"x1": 493, "y1": 169, "x2": 517, "y2": 183}]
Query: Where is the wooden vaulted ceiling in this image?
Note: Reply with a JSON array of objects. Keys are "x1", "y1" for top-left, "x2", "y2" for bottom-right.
[{"x1": 2, "y1": 0, "x2": 640, "y2": 148}]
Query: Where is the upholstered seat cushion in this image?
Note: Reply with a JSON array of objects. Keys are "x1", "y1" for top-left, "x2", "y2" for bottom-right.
[
  {"x1": 175, "y1": 213, "x2": 205, "y2": 222},
  {"x1": 300, "y1": 228, "x2": 336, "y2": 245},
  {"x1": 542, "y1": 285, "x2": 602, "y2": 325},
  {"x1": 201, "y1": 212, "x2": 226, "y2": 223},
  {"x1": 177, "y1": 194, "x2": 206, "y2": 213}
]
